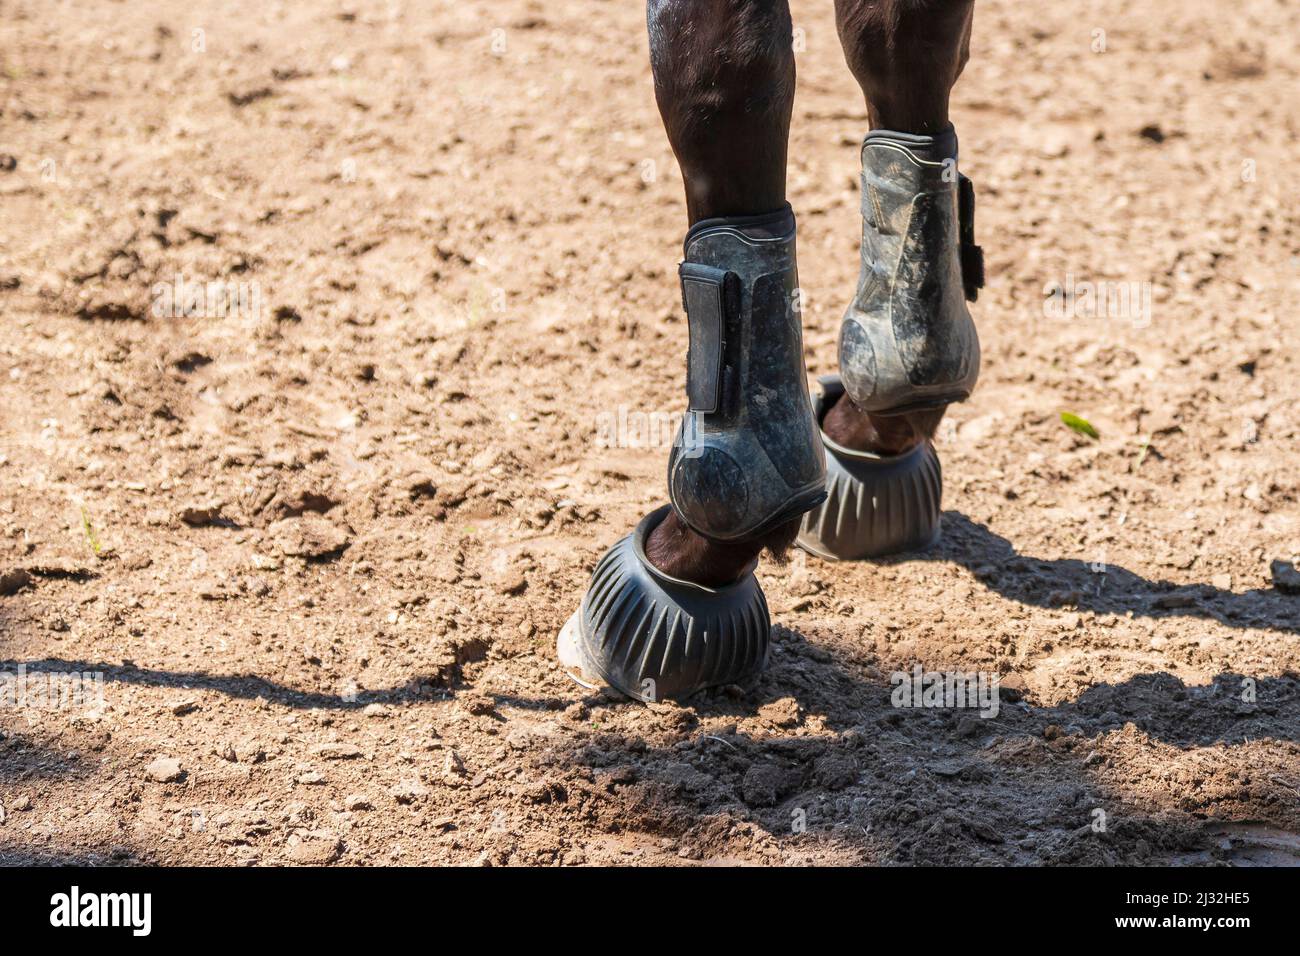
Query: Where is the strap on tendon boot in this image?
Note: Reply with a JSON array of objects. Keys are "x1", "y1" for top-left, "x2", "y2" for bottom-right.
[
  {"x1": 667, "y1": 205, "x2": 826, "y2": 542},
  {"x1": 957, "y1": 173, "x2": 984, "y2": 302},
  {"x1": 838, "y1": 129, "x2": 982, "y2": 416}
]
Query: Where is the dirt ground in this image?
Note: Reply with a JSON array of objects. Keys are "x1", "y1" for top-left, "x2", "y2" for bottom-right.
[{"x1": 1, "y1": 0, "x2": 1298, "y2": 866}]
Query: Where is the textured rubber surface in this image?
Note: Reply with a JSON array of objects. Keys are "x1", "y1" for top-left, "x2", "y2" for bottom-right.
[
  {"x1": 838, "y1": 131, "x2": 981, "y2": 416},
  {"x1": 668, "y1": 205, "x2": 826, "y2": 542},
  {"x1": 797, "y1": 376, "x2": 943, "y2": 561},
  {"x1": 558, "y1": 506, "x2": 771, "y2": 702}
]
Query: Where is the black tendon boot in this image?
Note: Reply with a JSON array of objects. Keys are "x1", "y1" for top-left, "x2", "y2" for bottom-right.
[
  {"x1": 798, "y1": 129, "x2": 983, "y2": 560},
  {"x1": 838, "y1": 129, "x2": 983, "y2": 415},
  {"x1": 558, "y1": 207, "x2": 825, "y2": 701},
  {"x1": 668, "y1": 205, "x2": 826, "y2": 540}
]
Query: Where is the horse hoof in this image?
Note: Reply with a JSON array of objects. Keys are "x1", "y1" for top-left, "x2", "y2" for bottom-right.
[
  {"x1": 557, "y1": 505, "x2": 770, "y2": 702},
  {"x1": 796, "y1": 376, "x2": 943, "y2": 561}
]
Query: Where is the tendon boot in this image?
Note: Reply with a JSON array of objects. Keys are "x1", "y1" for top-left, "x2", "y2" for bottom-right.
[
  {"x1": 796, "y1": 374, "x2": 942, "y2": 561},
  {"x1": 838, "y1": 128, "x2": 984, "y2": 416},
  {"x1": 667, "y1": 204, "x2": 826, "y2": 540},
  {"x1": 557, "y1": 206, "x2": 825, "y2": 701}
]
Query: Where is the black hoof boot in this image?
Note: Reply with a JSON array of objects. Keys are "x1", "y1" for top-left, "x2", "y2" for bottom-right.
[
  {"x1": 839, "y1": 127, "x2": 984, "y2": 416},
  {"x1": 797, "y1": 376, "x2": 942, "y2": 560},
  {"x1": 668, "y1": 204, "x2": 826, "y2": 542},
  {"x1": 557, "y1": 506, "x2": 770, "y2": 702}
]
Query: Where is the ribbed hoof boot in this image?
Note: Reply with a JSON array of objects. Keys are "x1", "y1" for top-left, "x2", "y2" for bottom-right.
[
  {"x1": 797, "y1": 376, "x2": 942, "y2": 560},
  {"x1": 557, "y1": 506, "x2": 771, "y2": 702}
]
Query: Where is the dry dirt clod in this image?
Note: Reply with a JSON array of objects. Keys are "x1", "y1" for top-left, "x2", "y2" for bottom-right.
[
  {"x1": 757, "y1": 697, "x2": 801, "y2": 728},
  {"x1": 179, "y1": 501, "x2": 227, "y2": 527},
  {"x1": 313, "y1": 743, "x2": 363, "y2": 760},
  {"x1": 145, "y1": 756, "x2": 184, "y2": 782},
  {"x1": 0, "y1": 568, "x2": 33, "y2": 596},
  {"x1": 492, "y1": 569, "x2": 528, "y2": 595},
  {"x1": 1270, "y1": 559, "x2": 1300, "y2": 595},
  {"x1": 563, "y1": 701, "x2": 590, "y2": 722},
  {"x1": 286, "y1": 832, "x2": 342, "y2": 865},
  {"x1": 444, "y1": 750, "x2": 467, "y2": 777},
  {"x1": 270, "y1": 515, "x2": 352, "y2": 560},
  {"x1": 457, "y1": 692, "x2": 497, "y2": 717},
  {"x1": 389, "y1": 779, "x2": 429, "y2": 805},
  {"x1": 404, "y1": 473, "x2": 438, "y2": 500}
]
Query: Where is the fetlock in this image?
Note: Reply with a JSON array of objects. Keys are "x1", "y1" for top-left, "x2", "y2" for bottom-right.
[{"x1": 821, "y1": 391, "x2": 935, "y2": 456}]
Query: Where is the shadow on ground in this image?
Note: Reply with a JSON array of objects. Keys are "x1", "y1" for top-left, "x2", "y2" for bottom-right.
[
  {"x1": 3, "y1": 509, "x2": 1298, "y2": 865},
  {"x1": 0, "y1": 658, "x2": 452, "y2": 711},
  {"x1": 923, "y1": 512, "x2": 1299, "y2": 636},
  {"x1": 535, "y1": 623, "x2": 1300, "y2": 864}
]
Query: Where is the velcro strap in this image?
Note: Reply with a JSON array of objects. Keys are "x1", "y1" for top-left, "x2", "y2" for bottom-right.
[
  {"x1": 957, "y1": 173, "x2": 985, "y2": 302},
  {"x1": 679, "y1": 263, "x2": 737, "y2": 413}
]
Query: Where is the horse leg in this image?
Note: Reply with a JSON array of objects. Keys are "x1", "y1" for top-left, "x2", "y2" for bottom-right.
[
  {"x1": 557, "y1": 0, "x2": 826, "y2": 699},
  {"x1": 821, "y1": 0, "x2": 977, "y2": 453},
  {"x1": 835, "y1": 0, "x2": 974, "y2": 134},
  {"x1": 642, "y1": 0, "x2": 820, "y2": 587}
]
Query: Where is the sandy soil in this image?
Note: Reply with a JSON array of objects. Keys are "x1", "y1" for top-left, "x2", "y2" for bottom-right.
[{"x1": 1, "y1": 0, "x2": 1298, "y2": 866}]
